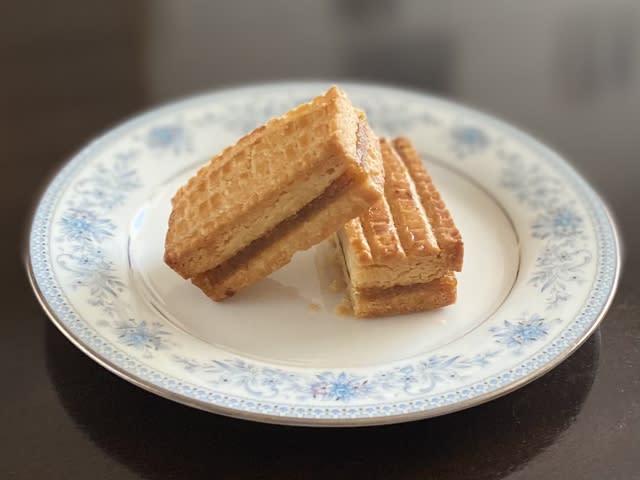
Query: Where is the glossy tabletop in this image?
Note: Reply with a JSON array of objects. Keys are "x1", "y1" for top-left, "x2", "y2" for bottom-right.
[{"x1": 4, "y1": 2, "x2": 640, "y2": 479}]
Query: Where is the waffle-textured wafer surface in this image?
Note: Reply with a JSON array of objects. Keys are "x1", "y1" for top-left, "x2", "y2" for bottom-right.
[
  {"x1": 338, "y1": 137, "x2": 463, "y2": 290},
  {"x1": 392, "y1": 137, "x2": 463, "y2": 270},
  {"x1": 192, "y1": 118, "x2": 384, "y2": 301},
  {"x1": 164, "y1": 86, "x2": 382, "y2": 281}
]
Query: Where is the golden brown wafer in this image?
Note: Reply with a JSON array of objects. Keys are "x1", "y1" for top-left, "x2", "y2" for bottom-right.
[
  {"x1": 164, "y1": 86, "x2": 384, "y2": 300},
  {"x1": 336, "y1": 136, "x2": 463, "y2": 317}
]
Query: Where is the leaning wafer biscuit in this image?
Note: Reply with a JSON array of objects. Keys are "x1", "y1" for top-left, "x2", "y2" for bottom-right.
[{"x1": 164, "y1": 86, "x2": 384, "y2": 300}]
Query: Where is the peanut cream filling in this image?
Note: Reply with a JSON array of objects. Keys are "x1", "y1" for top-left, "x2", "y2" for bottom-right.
[{"x1": 354, "y1": 275, "x2": 455, "y2": 301}]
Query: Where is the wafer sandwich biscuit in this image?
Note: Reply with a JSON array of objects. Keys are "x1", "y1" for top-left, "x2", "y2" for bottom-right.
[
  {"x1": 164, "y1": 87, "x2": 384, "y2": 300},
  {"x1": 336, "y1": 137, "x2": 463, "y2": 317}
]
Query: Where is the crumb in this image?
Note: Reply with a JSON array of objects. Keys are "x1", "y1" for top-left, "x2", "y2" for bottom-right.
[
  {"x1": 328, "y1": 278, "x2": 344, "y2": 293},
  {"x1": 309, "y1": 302, "x2": 321, "y2": 312},
  {"x1": 336, "y1": 301, "x2": 352, "y2": 316}
]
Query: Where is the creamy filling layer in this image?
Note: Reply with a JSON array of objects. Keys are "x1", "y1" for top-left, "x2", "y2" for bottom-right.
[{"x1": 353, "y1": 273, "x2": 456, "y2": 301}]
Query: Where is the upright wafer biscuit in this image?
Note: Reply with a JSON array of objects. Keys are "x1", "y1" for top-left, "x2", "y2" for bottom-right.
[{"x1": 336, "y1": 137, "x2": 463, "y2": 317}]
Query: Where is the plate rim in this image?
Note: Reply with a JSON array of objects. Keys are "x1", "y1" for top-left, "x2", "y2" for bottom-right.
[{"x1": 24, "y1": 80, "x2": 622, "y2": 426}]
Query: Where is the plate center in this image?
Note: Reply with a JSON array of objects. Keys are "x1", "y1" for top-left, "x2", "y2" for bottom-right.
[{"x1": 128, "y1": 162, "x2": 519, "y2": 368}]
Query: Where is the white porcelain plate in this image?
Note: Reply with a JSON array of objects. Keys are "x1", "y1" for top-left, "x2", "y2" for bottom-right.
[{"x1": 27, "y1": 82, "x2": 620, "y2": 426}]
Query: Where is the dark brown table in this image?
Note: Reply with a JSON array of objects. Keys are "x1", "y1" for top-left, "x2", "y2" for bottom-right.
[{"x1": 4, "y1": 2, "x2": 639, "y2": 479}]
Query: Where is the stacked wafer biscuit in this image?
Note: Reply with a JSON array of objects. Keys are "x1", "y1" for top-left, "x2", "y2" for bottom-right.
[
  {"x1": 164, "y1": 86, "x2": 463, "y2": 317},
  {"x1": 335, "y1": 137, "x2": 463, "y2": 317}
]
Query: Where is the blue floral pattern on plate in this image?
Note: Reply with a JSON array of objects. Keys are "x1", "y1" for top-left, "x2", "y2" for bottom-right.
[
  {"x1": 114, "y1": 319, "x2": 172, "y2": 358},
  {"x1": 145, "y1": 124, "x2": 191, "y2": 153},
  {"x1": 490, "y1": 314, "x2": 550, "y2": 353},
  {"x1": 28, "y1": 82, "x2": 620, "y2": 425},
  {"x1": 449, "y1": 124, "x2": 490, "y2": 158}
]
